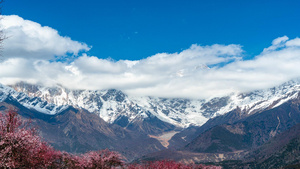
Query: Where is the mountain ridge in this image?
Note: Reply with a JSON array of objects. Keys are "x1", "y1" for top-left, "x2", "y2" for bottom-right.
[{"x1": 4, "y1": 79, "x2": 300, "y2": 129}]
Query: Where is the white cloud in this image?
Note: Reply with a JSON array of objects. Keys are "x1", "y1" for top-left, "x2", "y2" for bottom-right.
[
  {"x1": 263, "y1": 36, "x2": 289, "y2": 53},
  {"x1": 0, "y1": 15, "x2": 90, "y2": 60},
  {"x1": 1, "y1": 15, "x2": 300, "y2": 99},
  {"x1": 272, "y1": 36, "x2": 289, "y2": 46},
  {"x1": 286, "y1": 38, "x2": 300, "y2": 47}
]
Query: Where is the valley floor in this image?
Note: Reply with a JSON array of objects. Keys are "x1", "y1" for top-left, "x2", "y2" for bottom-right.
[{"x1": 148, "y1": 131, "x2": 180, "y2": 148}]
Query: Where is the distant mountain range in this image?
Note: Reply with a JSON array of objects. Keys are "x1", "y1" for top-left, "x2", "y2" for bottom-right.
[{"x1": 0, "y1": 80, "x2": 300, "y2": 166}]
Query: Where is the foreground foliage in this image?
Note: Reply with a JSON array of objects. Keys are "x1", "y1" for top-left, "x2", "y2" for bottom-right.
[
  {"x1": 0, "y1": 111, "x2": 123, "y2": 168},
  {"x1": 0, "y1": 110, "x2": 220, "y2": 169},
  {"x1": 127, "y1": 160, "x2": 221, "y2": 169},
  {"x1": 0, "y1": 111, "x2": 59, "y2": 168}
]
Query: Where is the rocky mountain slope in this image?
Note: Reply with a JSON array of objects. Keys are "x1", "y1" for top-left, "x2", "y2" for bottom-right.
[
  {"x1": 184, "y1": 96, "x2": 300, "y2": 153},
  {"x1": 244, "y1": 123, "x2": 300, "y2": 169},
  {"x1": 138, "y1": 94, "x2": 300, "y2": 167}
]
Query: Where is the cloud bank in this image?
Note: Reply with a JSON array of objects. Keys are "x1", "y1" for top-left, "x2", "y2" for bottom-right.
[
  {"x1": 1, "y1": 15, "x2": 90, "y2": 60},
  {"x1": 1, "y1": 15, "x2": 300, "y2": 99}
]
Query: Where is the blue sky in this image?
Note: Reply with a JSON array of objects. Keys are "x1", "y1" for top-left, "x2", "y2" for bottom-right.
[
  {"x1": 3, "y1": 0, "x2": 300, "y2": 60},
  {"x1": 1, "y1": 1, "x2": 300, "y2": 99}
]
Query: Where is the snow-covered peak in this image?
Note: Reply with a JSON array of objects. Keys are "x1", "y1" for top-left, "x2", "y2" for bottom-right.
[
  {"x1": 0, "y1": 83, "x2": 15, "y2": 102},
  {"x1": 219, "y1": 79, "x2": 300, "y2": 116},
  {"x1": 0, "y1": 83, "x2": 68, "y2": 115},
  {"x1": 3, "y1": 79, "x2": 300, "y2": 128},
  {"x1": 8, "y1": 82, "x2": 208, "y2": 127}
]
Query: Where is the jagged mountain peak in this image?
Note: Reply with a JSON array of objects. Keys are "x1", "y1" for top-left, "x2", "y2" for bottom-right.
[
  {"x1": 2, "y1": 79, "x2": 300, "y2": 128},
  {"x1": 101, "y1": 89, "x2": 126, "y2": 102},
  {"x1": 8, "y1": 82, "x2": 208, "y2": 127}
]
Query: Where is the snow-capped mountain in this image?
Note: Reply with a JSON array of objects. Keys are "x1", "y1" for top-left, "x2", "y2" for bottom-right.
[
  {"x1": 0, "y1": 83, "x2": 68, "y2": 114},
  {"x1": 206, "y1": 79, "x2": 300, "y2": 117},
  {"x1": 4, "y1": 82, "x2": 205, "y2": 127},
  {"x1": 2, "y1": 79, "x2": 300, "y2": 128}
]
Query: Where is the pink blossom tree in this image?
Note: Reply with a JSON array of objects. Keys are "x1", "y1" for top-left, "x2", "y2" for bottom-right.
[
  {"x1": 0, "y1": 110, "x2": 124, "y2": 169},
  {"x1": 126, "y1": 160, "x2": 222, "y2": 169},
  {"x1": 82, "y1": 149, "x2": 123, "y2": 168},
  {"x1": 0, "y1": 110, "x2": 60, "y2": 168},
  {"x1": 56, "y1": 150, "x2": 123, "y2": 169}
]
